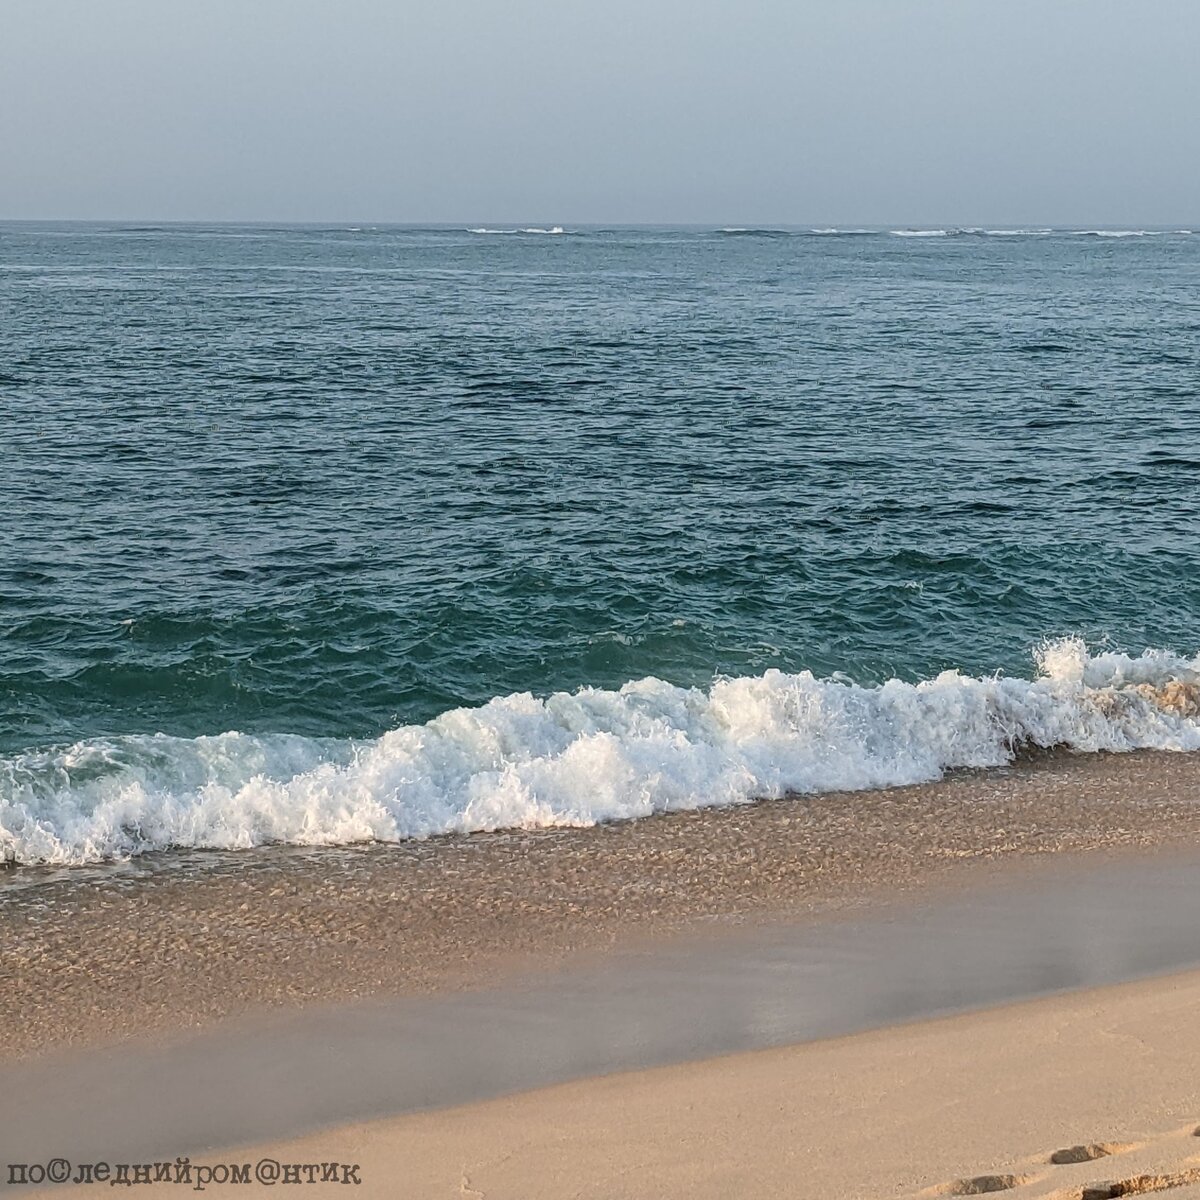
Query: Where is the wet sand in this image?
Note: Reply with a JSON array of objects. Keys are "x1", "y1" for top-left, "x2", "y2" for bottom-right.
[
  {"x1": 7, "y1": 843, "x2": 1200, "y2": 1175},
  {"x1": 33, "y1": 969, "x2": 1200, "y2": 1200},
  {"x1": 5, "y1": 748, "x2": 1200, "y2": 1061},
  {"x1": 185, "y1": 974, "x2": 1200, "y2": 1199}
]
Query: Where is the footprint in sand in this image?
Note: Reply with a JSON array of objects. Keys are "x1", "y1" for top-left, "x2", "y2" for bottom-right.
[
  {"x1": 1050, "y1": 1143, "x2": 1139, "y2": 1165},
  {"x1": 1078, "y1": 1170, "x2": 1200, "y2": 1198},
  {"x1": 942, "y1": 1177, "x2": 1029, "y2": 1195},
  {"x1": 923, "y1": 1126, "x2": 1200, "y2": 1198}
]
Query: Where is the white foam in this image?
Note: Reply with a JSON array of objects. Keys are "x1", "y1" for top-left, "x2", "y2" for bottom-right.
[
  {"x1": 1069, "y1": 229, "x2": 1159, "y2": 238},
  {"x1": 467, "y1": 226, "x2": 565, "y2": 235},
  {"x1": 890, "y1": 229, "x2": 951, "y2": 237},
  {"x1": 3, "y1": 639, "x2": 1199, "y2": 866}
]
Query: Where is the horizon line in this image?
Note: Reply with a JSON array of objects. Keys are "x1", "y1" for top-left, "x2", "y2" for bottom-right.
[{"x1": 0, "y1": 218, "x2": 1196, "y2": 229}]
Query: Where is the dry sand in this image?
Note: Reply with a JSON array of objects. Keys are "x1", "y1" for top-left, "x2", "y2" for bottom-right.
[
  {"x1": 6, "y1": 748, "x2": 1200, "y2": 1060},
  {"x1": 28, "y1": 968, "x2": 1200, "y2": 1200}
]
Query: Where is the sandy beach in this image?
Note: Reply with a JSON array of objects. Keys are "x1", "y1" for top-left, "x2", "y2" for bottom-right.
[
  {"x1": 17, "y1": 970, "x2": 1200, "y2": 1199},
  {"x1": 291, "y1": 971, "x2": 1200, "y2": 1200},
  {"x1": 169, "y1": 971, "x2": 1200, "y2": 1200}
]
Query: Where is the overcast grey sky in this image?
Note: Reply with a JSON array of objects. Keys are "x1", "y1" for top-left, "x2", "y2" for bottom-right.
[{"x1": 2, "y1": 0, "x2": 1197, "y2": 224}]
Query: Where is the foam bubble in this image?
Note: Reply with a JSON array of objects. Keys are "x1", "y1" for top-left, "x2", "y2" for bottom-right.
[{"x1": 3, "y1": 639, "x2": 1199, "y2": 866}]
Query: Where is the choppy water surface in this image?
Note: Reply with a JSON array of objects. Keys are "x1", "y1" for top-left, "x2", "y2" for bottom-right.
[{"x1": 3, "y1": 224, "x2": 1199, "y2": 863}]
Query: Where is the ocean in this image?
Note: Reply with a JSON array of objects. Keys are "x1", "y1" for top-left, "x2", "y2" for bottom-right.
[{"x1": 3, "y1": 223, "x2": 1199, "y2": 866}]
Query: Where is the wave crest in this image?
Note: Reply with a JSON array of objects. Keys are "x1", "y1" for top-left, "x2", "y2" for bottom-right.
[{"x1": 3, "y1": 639, "x2": 1199, "y2": 866}]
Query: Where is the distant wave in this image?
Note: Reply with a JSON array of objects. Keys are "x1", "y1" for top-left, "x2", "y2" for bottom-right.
[
  {"x1": 453, "y1": 225, "x2": 1187, "y2": 241},
  {"x1": 4, "y1": 639, "x2": 1200, "y2": 866},
  {"x1": 888, "y1": 227, "x2": 1050, "y2": 238},
  {"x1": 716, "y1": 227, "x2": 792, "y2": 237},
  {"x1": 885, "y1": 228, "x2": 1181, "y2": 240},
  {"x1": 467, "y1": 226, "x2": 565, "y2": 235},
  {"x1": 1069, "y1": 230, "x2": 1160, "y2": 238}
]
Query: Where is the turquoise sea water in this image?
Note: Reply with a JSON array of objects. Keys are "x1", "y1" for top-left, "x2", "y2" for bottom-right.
[{"x1": 3, "y1": 224, "x2": 1199, "y2": 863}]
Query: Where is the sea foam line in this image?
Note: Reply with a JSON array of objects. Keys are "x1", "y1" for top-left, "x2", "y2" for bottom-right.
[{"x1": 3, "y1": 639, "x2": 1199, "y2": 866}]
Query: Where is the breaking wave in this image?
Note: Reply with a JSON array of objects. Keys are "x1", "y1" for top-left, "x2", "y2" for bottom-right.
[{"x1": 3, "y1": 639, "x2": 1200, "y2": 866}]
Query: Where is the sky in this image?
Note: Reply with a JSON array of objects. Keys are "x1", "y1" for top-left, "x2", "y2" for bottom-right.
[{"x1": 2, "y1": 0, "x2": 1198, "y2": 224}]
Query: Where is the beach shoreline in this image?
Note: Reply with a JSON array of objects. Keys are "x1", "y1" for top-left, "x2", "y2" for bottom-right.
[
  {"x1": 6, "y1": 748, "x2": 1200, "y2": 1197},
  {"x1": 5, "y1": 747, "x2": 1200, "y2": 1062},
  {"x1": 37, "y1": 968, "x2": 1194, "y2": 1200}
]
